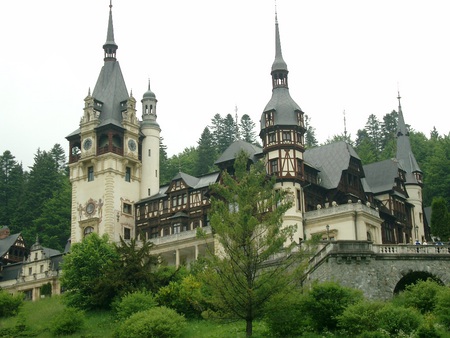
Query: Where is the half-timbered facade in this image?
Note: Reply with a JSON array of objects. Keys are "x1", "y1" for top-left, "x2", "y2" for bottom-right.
[{"x1": 63, "y1": 4, "x2": 427, "y2": 266}]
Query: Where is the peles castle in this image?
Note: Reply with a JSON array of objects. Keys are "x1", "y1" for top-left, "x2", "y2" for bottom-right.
[
  {"x1": 0, "y1": 3, "x2": 429, "y2": 299},
  {"x1": 65, "y1": 4, "x2": 427, "y2": 264}
]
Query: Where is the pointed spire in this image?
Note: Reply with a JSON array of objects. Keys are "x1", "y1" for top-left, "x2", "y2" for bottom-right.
[
  {"x1": 272, "y1": 9, "x2": 288, "y2": 74},
  {"x1": 396, "y1": 91, "x2": 408, "y2": 137},
  {"x1": 103, "y1": 1, "x2": 118, "y2": 61},
  {"x1": 395, "y1": 92, "x2": 422, "y2": 183}
]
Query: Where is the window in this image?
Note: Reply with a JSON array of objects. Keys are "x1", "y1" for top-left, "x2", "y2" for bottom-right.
[
  {"x1": 173, "y1": 223, "x2": 181, "y2": 234},
  {"x1": 40, "y1": 265, "x2": 44, "y2": 273},
  {"x1": 150, "y1": 227, "x2": 159, "y2": 239},
  {"x1": 282, "y1": 131, "x2": 291, "y2": 142},
  {"x1": 88, "y1": 166, "x2": 94, "y2": 181},
  {"x1": 124, "y1": 227, "x2": 131, "y2": 240},
  {"x1": 148, "y1": 149, "x2": 151, "y2": 157},
  {"x1": 125, "y1": 167, "x2": 131, "y2": 182},
  {"x1": 270, "y1": 159, "x2": 278, "y2": 175},
  {"x1": 84, "y1": 226, "x2": 94, "y2": 237},
  {"x1": 29, "y1": 267, "x2": 32, "y2": 275},
  {"x1": 268, "y1": 132, "x2": 276, "y2": 144},
  {"x1": 123, "y1": 203, "x2": 132, "y2": 214}
]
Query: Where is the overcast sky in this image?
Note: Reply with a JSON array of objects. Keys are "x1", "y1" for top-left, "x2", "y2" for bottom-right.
[{"x1": 1, "y1": 1, "x2": 449, "y2": 169}]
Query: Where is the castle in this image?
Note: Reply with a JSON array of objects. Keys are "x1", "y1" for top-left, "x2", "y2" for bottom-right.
[{"x1": 64, "y1": 4, "x2": 426, "y2": 267}]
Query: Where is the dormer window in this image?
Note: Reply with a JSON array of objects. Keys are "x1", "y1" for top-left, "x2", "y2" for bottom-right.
[{"x1": 265, "y1": 112, "x2": 274, "y2": 126}]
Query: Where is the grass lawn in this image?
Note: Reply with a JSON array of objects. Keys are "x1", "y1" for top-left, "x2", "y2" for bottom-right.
[{"x1": 0, "y1": 296, "x2": 272, "y2": 337}]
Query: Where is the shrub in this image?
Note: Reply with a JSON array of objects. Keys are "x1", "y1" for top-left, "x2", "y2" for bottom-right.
[
  {"x1": 112, "y1": 290, "x2": 157, "y2": 320},
  {"x1": 114, "y1": 306, "x2": 186, "y2": 338},
  {"x1": 435, "y1": 287, "x2": 450, "y2": 330},
  {"x1": 375, "y1": 303, "x2": 422, "y2": 336},
  {"x1": 393, "y1": 279, "x2": 443, "y2": 314},
  {"x1": 264, "y1": 290, "x2": 312, "y2": 337},
  {"x1": 50, "y1": 307, "x2": 85, "y2": 336},
  {"x1": 156, "y1": 275, "x2": 205, "y2": 319},
  {"x1": 301, "y1": 281, "x2": 364, "y2": 332},
  {"x1": 337, "y1": 300, "x2": 386, "y2": 336},
  {"x1": 0, "y1": 290, "x2": 23, "y2": 317}
]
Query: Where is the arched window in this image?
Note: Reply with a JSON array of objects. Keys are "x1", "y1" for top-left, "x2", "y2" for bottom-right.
[{"x1": 84, "y1": 226, "x2": 94, "y2": 237}]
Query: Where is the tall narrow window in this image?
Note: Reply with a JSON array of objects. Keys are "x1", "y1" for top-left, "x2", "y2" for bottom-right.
[
  {"x1": 270, "y1": 159, "x2": 278, "y2": 175},
  {"x1": 123, "y1": 228, "x2": 131, "y2": 240},
  {"x1": 88, "y1": 166, "x2": 94, "y2": 182},
  {"x1": 125, "y1": 167, "x2": 131, "y2": 182},
  {"x1": 148, "y1": 149, "x2": 151, "y2": 157}
]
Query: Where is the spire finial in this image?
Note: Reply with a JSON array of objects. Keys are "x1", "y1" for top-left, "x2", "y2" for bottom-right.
[
  {"x1": 148, "y1": 78, "x2": 151, "y2": 91},
  {"x1": 275, "y1": 0, "x2": 278, "y2": 23},
  {"x1": 110, "y1": 0, "x2": 113, "y2": 9},
  {"x1": 343, "y1": 109, "x2": 348, "y2": 138}
]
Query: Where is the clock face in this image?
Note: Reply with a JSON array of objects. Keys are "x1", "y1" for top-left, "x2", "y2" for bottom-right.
[
  {"x1": 83, "y1": 138, "x2": 92, "y2": 151},
  {"x1": 128, "y1": 139, "x2": 136, "y2": 151},
  {"x1": 86, "y1": 202, "x2": 95, "y2": 215}
]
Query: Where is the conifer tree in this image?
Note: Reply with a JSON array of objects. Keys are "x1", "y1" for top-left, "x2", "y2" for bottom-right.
[{"x1": 197, "y1": 151, "x2": 307, "y2": 337}]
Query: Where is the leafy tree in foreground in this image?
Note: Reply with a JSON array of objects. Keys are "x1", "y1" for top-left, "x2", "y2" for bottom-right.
[
  {"x1": 197, "y1": 151, "x2": 306, "y2": 337},
  {"x1": 60, "y1": 233, "x2": 119, "y2": 310}
]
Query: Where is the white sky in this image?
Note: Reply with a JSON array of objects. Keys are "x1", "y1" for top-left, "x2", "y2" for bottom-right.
[{"x1": 1, "y1": 1, "x2": 449, "y2": 169}]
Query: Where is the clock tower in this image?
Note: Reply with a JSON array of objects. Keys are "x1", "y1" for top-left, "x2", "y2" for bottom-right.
[{"x1": 66, "y1": 3, "x2": 143, "y2": 243}]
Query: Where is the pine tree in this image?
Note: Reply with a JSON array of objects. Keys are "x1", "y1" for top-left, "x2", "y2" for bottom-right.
[
  {"x1": 0, "y1": 151, "x2": 24, "y2": 228},
  {"x1": 197, "y1": 151, "x2": 307, "y2": 337},
  {"x1": 196, "y1": 127, "x2": 217, "y2": 176},
  {"x1": 239, "y1": 114, "x2": 257, "y2": 144},
  {"x1": 305, "y1": 115, "x2": 318, "y2": 148}
]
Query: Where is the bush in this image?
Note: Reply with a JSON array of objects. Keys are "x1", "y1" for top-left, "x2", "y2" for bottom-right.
[
  {"x1": 112, "y1": 290, "x2": 157, "y2": 321},
  {"x1": 264, "y1": 290, "x2": 312, "y2": 337},
  {"x1": 301, "y1": 281, "x2": 364, "y2": 332},
  {"x1": 0, "y1": 290, "x2": 23, "y2": 318},
  {"x1": 114, "y1": 306, "x2": 186, "y2": 338},
  {"x1": 393, "y1": 279, "x2": 443, "y2": 314},
  {"x1": 156, "y1": 275, "x2": 205, "y2": 319},
  {"x1": 50, "y1": 307, "x2": 85, "y2": 336},
  {"x1": 337, "y1": 300, "x2": 387, "y2": 336},
  {"x1": 435, "y1": 287, "x2": 450, "y2": 330},
  {"x1": 375, "y1": 303, "x2": 422, "y2": 336}
]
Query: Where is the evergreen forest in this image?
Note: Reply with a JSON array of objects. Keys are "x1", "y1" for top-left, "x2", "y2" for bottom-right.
[{"x1": 0, "y1": 110, "x2": 449, "y2": 251}]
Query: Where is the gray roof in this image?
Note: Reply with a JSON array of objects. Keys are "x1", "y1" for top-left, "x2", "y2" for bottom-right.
[
  {"x1": 0, "y1": 262, "x2": 22, "y2": 281},
  {"x1": 137, "y1": 172, "x2": 219, "y2": 204},
  {"x1": 261, "y1": 87, "x2": 302, "y2": 128},
  {"x1": 304, "y1": 141, "x2": 360, "y2": 189},
  {"x1": 363, "y1": 158, "x2": 404, "y2": 195},
  {"x1": 215, "y1": 140, "x2": 263, "y2": 166},
  {"x1": 92, "y1": 61, "x2": 129, "y2": 129},
  {"x1": 0, "y1": 233, "x2": 21, "y2": 259},
  {"x1": 396, "y1": 96, "x2": 422, "y2": 184}
]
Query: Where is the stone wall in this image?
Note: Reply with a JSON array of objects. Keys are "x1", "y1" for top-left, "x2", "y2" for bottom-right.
[{"x1": 304, "y1": 241, "x2": 450, "y2": 299}]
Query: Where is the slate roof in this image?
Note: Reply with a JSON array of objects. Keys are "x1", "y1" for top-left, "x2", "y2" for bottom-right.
[
  {"x1": 0, "y1": 233, "x2": 21, "y2": 260},
  {"x1": 363, "y1": 159, "x2": 404, "y2": 194},
  {"x1": 137, "y1": 172, "x2": 220, "y2": 204},
  {"x1": 215, "y1": 140, "x2": 263, "y2": 166},
  {"x1": 304, "y1": 141, "x2": 360, "y2": 190}
]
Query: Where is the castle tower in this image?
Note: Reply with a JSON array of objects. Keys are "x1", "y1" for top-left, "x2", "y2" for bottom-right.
[
  {"x1": 396, "y1": 93, "x2": 426, "y2": 242},
  {"x1": 140, "y1": 80, "x2": 161, "y2": 199},
  {"x1": 66, "y1": 3, "x2": 141, "y2": 243},
  {"x1": 259, "y1": 11, "x2": 307, "y2": 244}
]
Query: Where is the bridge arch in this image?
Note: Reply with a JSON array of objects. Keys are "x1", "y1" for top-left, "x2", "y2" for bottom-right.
[{"x1": 393, "y1": 270, "x2": 444, "y2": 295}]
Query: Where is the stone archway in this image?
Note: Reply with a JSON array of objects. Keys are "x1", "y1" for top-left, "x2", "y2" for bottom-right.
[{"x1": 393, "y1": 271, "x2": 444, "y2": 295}]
